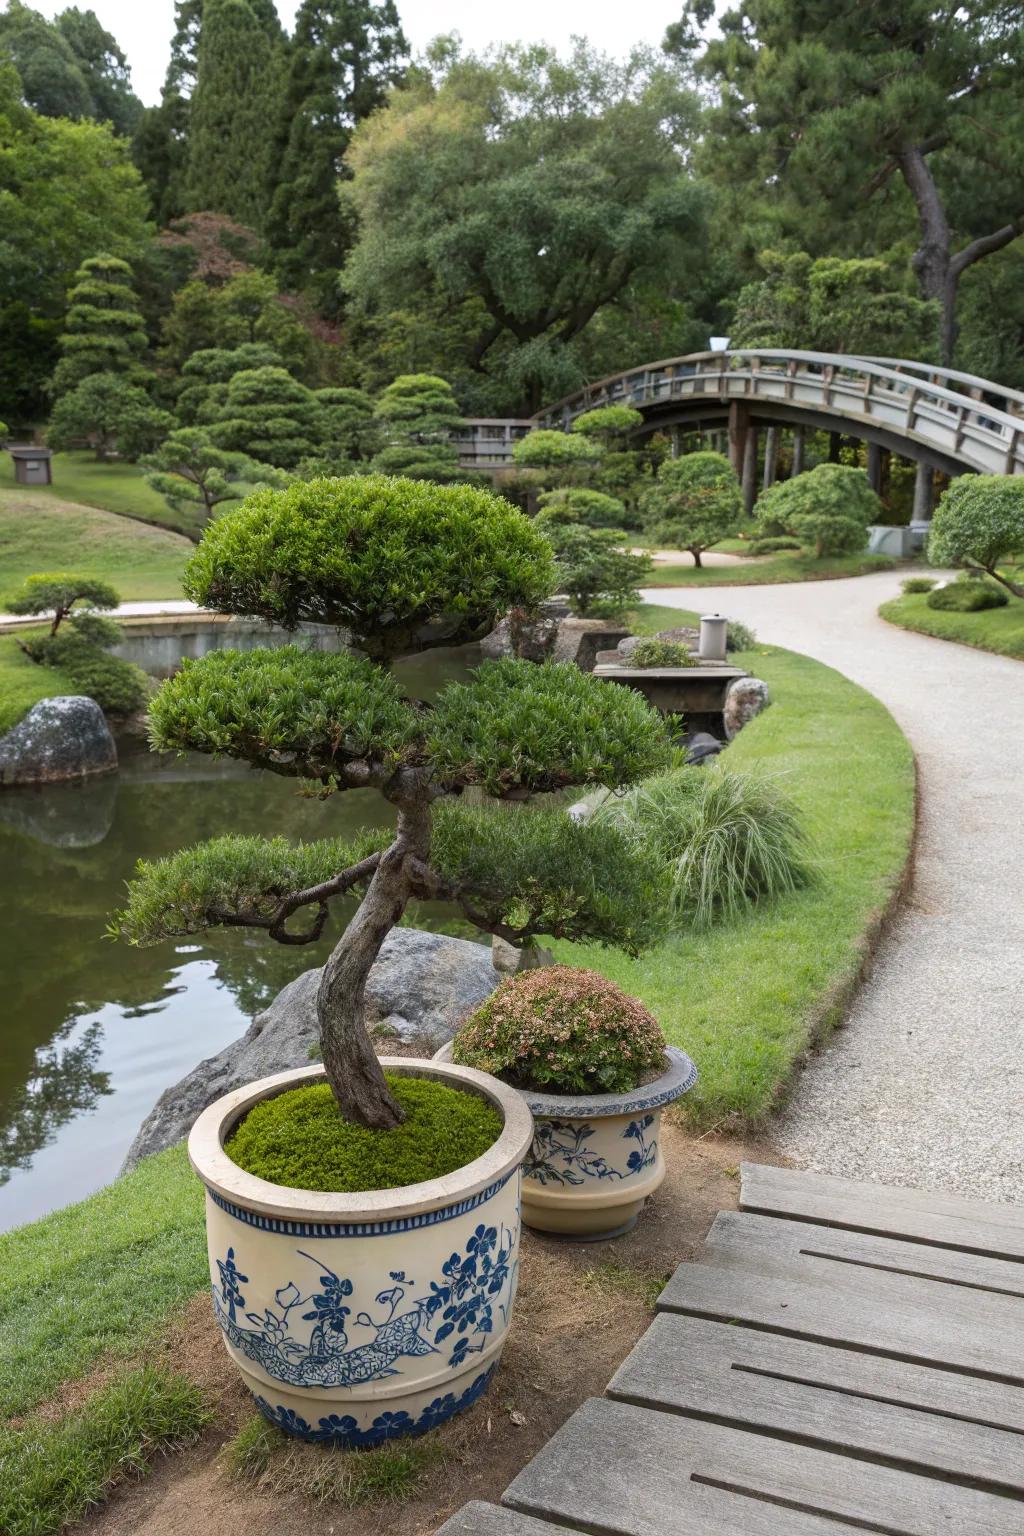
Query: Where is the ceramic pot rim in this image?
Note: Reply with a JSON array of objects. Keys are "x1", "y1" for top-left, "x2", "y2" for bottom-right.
[
  {"x1": 188, "y1": 1057, "x2": 534, "y2": 1224},
  {"x1": 433, "y1": 1043, "x2": 697, "y2": 1119}
]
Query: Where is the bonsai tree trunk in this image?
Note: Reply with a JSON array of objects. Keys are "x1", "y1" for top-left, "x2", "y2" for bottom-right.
[{"x1": 316, "y1": 801, "x2": 431, "y2": 1130}]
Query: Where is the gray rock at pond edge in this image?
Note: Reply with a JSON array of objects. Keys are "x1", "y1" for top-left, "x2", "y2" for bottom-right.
[
  {"x1": 122, "y1": 927, "x2": 500, "y2": 1171},
  {"x1": 686, "y1": 731, "x2": 723, "y2": 765},
  {"x1": 479, "y1": 611, "x2": 559, "y2": 663},
  {"x1": 723, "y1": 676, "x2": 771, "y2": 740},
  {"x1": 0, "y1": 696, "x2": 117, "y2": 787}
]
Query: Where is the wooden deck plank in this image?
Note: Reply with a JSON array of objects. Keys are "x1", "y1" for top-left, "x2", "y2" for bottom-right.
[
  {"x1": 657, "y1": 1260, "x2": 1024, "y2": 1382},
  {"x1": 607, "y1": 1313, "x2": 1024, "y2": 1494},
  {"x1": 705, "y1": 1210, "x2": 1024, "y2": 1298},
  {"x1": 503, "y1": 1397, "x2": 1024, "y2": 1536},
  {"x1": 741, "y1": 1162, "x2": 1024, "y2": 1260},
  {"x1": 435, "y1": 1503, "x2": 578, "y2": 1536}
]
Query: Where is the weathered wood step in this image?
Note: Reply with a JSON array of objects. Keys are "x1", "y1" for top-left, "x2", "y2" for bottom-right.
[
  {"x1": 607, "y1": 1312, "x2": 1024, "y2": 1494},
  {"x1": 740, "y1": 1163, "x2": 1024, "y2": 1260},
  {"x1": 704, "y1": 1209, "x2": 1024, "y2": 1301},
  {"x1": 503, "y1": 1396, "x2": 1024, "y2": 1535},
  {"x1": 657, "y1": 1260, "x2": 1024, "y2": 1382},
  {"x1": 435, "y1": 1504, "x2": 578, "y2": 1536}
]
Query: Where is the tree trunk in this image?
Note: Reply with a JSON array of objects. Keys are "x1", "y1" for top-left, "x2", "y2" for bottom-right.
[
  {"x1": 692, "y1": 547, "x2": 703, "y2": 568},
  {"x1": 316, "y1": 803, "x2": 431, "y2": 1130}
]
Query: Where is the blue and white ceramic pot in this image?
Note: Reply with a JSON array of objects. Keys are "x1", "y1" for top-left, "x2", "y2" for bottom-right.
[
  {"x1": 434, "y1": 1045, "x2": 697, "y2": 1241},
  {"x1": 187, "y1": 1058, "x2": 534, "y2": 1447}
]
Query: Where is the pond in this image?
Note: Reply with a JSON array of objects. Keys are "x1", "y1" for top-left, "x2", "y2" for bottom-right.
[{"x1": 0, "y1": 646, "x2": 482, "y2": 1232}]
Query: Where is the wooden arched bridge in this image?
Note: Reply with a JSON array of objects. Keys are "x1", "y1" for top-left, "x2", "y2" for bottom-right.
[{"x1": 457, "y1": 349, "x2": 1024, "y2": 524}]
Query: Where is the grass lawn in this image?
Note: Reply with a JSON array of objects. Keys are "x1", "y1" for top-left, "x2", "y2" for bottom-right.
[
  {"x1": 555, "y1": 602, "x2": 916, "y2": 1130},
  {"x1": 879, "y1": 590, "x2": 1024, "y2": 661},
  {"x1": 0, "y1": 489, "x2": 190, "y2": 608},
  {"x1": 0, "y1": 452, "x2": 216, "y2": 541},
  {"x1": 0, "y1": 634, "x2": 79, "y2": 735},
  {"x1": 646, "y1": 549, "x2": 899, "y2": 586}
]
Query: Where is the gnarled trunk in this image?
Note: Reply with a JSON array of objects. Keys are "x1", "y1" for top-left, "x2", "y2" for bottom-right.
[{"x1": 316, "y1": 802, "x2": 431, "y2": 1130}]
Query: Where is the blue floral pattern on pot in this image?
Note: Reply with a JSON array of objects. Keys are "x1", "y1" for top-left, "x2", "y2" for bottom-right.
[
  {"x1": 525, "y1": 1113, "x2": 657, "y2": 1187},
  {"x1": 254, "y1": 1365, "x2": 495, "y2": 1447},
  {"x1": 211, "y1": 1221, "x2": 517, "y2": 1390}
]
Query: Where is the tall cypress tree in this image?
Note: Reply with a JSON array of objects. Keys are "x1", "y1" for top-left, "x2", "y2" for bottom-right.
[
  {"x1": 136, "y1": 0, "x2": 283, "y2": 226},
  {"x1": 266, "y1": 0, "x2": 407, "y2": 311},
  {"x1": 184, "y1": 0, "x2": 282, "y2": 229}
]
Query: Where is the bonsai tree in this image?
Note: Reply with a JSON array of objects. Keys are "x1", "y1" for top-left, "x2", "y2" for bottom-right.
[
  {"x1": 9, "y1": 572, "x2": 148, "y2": 714},
  {"x1": 115, "y1": 476, "x2": 673, "y2": 1131},
  {"x1": 142, "y1": 428, "x2": 290, "y2": 537},
  {"x1": 755, "y1": 464, "x2": 880, "y2": 559},
  {"x1": 511, "y1": 429, "x2": 600, "y2": 493},
  {"x1": 175, "y1": 344, "x2": 284, "y2": 426},
  {"x1": 51, "y1": 254, "x2": 148, "y2": 398},
  {"x1": 571, "y1": 406, "x2": 644, "y2": 451},
  {"x1": 641, "y1": 451, "x2": 742, "y2": 567},
  {"x1": 928, "y1": 475, "x2": 1024, "y2": 598},
  {"x1": 212, "y1": 366, "x2": 322, "y2": 468}
]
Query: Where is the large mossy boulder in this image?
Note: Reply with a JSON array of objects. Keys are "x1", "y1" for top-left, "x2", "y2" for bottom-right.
[{"x1": 0, "y1": 696, "x2": 117, "y2": 787}]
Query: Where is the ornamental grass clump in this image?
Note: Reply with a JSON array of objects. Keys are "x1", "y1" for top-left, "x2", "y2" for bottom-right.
[
  {"x1": 114, "y1": 475, "x2": 674, "y2": 1143},
  {"x1": 593, "y1": 766, "x2": 811, "y2": 930},
  {"x1": 629, "y1": 638, "x2": 696, "y2": 669},
  {"x1": 453, "y1": 966, "x2": 667, "y2": 1095}
]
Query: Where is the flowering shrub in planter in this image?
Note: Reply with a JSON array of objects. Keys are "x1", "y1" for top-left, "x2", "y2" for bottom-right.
[{"x1": 446, "y1": 968, "x2": 697, "y2": 1240}]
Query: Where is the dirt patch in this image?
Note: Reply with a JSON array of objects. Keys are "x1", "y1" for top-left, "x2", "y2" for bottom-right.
[{"x1": 82, "y1": 1122, "x2": 778, "y2": 1536}]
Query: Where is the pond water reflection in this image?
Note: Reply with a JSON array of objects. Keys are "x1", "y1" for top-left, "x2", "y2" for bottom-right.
[{"x1": 0, "y1": 645, "x2": 480, "y2": 1231}]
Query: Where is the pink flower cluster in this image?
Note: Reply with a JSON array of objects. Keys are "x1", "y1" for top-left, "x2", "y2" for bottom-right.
[{"x1": 453, "y1": 965, "x2": 666, "y2": 1095}]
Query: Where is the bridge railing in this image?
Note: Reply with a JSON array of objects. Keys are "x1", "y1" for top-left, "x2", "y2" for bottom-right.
[
  {"x1": 452, "y1": 418, "x2": 533, "y2": 467},
  {"x1": 533, "y1": 350, "x2": 1024, "y2": 477}
]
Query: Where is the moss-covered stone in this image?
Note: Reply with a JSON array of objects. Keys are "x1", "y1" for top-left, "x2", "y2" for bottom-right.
[{"x1": 224, "y1": 1076, "x2": 502, "y2": 1193}]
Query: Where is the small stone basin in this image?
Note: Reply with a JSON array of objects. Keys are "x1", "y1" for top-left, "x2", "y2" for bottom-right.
[{"x1": 592, "y1": 659, "x2": 748, "y2": 715}]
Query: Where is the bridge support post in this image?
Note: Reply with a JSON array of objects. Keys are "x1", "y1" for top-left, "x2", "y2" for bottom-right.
[
  {"x1": 866, "y1": 442, "x2": 883, "y2": 494},
  {"x1": 763, "y1": 427, "x2": 779, "y2": 489},
  {"x1": 791, "y1": 427, "x2": 804, "y2": 477},
  {"x1": 727, "y1": 402, "x2": 748, "y2": 478},
  {"x1": 742, "y1": 427, "x2": 759, "y2": 517},
  {"x1": 910, "y1": 462, "x2": 934, "y2": 550}
]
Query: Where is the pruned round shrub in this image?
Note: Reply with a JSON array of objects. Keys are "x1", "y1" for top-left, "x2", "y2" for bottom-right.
[
  {"x1": 747, "y1": 536, "x2": 802, "y2": 556},
  {"x1": 536, "y1": 487, "x2": 629, "y2": 529},
  {"x1": 512, "y1": 429, "x2": 599, "y2": 468},
  {"x1": 592, "y1": 766, "x2": 811, "y2": 929},
  {"x1": 225, "y1": 1077, "x2": 502, "y2": 1192},
  {"x1": 182, "y1": 475, "x2": 556, "y2": 660},
  {"x1": 641, "y1": 450, "x2": 742, "y2": 565},
  {"x1": 755, "y1": 465, "x2": 880, "y2": 557},
  {"x1": 926, "y1": 578, "x2": 1008, "y2": 612},
  {"x1": 629, "y1": 637, "x2": 696, "y2": 669},
  {"x1": 928, "y1": 474, "x2": 1024, "y2": 588},
  {"x1": 453, "y1": 966, "x2": 667, "y2": 1095},
  {"x1": 542, "y1": 523, "x2": 650, "y2": 617},
  {"x1": 901, "y1": 576, "x2": 936, "y2": 594}
]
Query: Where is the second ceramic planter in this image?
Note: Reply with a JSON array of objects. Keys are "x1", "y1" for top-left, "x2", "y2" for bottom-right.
[{"x1": 435, "y1": 1044, "x2": 697, "y2": 1239}]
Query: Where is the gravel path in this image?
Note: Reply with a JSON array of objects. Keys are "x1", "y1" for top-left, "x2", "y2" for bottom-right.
[{"x1": 646, "y1": 571, "x2": 1024, "y2": 1203}]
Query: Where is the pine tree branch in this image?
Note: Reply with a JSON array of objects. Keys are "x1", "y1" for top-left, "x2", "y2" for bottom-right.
[{"x1": 951, "y1": 216, "x2": 1024, "y2": 278}]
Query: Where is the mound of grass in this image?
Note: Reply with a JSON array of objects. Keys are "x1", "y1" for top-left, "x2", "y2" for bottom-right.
[
  {"x1": 0, "y1": 1144, "x2": 206, "y2": 1419},
  {"x1": 880, "y1": 589, "x2": 1024, "y2": 659},
  {"x1": 225, "y1": 1415, "x2": 444, "y2": 1505},
  {"x1": 225, "y1": 1077, "x2": 503, "y2": 1192},
  {"x1": 0, "y1": 489, "x2": 189, "y2": 607},
  {"x1": 646, "y1": 549, "x2": 897, "y2": 586},
  {"x1": 0, "y1": 1366, "x2": 210, "y2": 1536},
  {"x1": 0, "y1": 634, "x2": 79, "y2": 735},
  {"x1": 1, "y1": 451, "x2": 223, "y2": 540},
  {"x1": 554, "y1": 603, "x2": 915, "y2": 1128}
]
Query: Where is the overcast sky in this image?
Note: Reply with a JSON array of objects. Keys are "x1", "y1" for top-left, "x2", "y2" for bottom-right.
[{"x1": 26, "y1": 2, "x2": 684, "y2": 105}]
